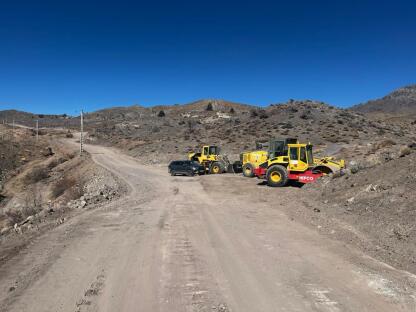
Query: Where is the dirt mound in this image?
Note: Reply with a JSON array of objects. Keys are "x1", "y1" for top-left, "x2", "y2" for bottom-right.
[{"x1": 305, "y1": 147, "x2": 416, "y2": 273}]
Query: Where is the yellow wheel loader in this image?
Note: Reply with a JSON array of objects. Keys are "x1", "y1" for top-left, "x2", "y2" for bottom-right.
[
  {"x1": 240, "y1": 138, "x2": 298, "y2": 178},
  {"x1": 188, "y1": 145, "x2": 241, "y2": 174},
  {"x1": 253, "y1": 142, "x2": 345, "y2": 187}
]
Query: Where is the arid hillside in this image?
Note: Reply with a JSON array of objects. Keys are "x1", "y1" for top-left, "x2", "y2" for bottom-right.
[
  {"x1": 0, "y1": 125, "x2": 125, "y2": 264},
  {"x1": 0, "y1": 110, "x2": 75, "y2": 129},
  {"x1": 82, "y1": 99, "x2": 414, "y2": 166},
  {"x1": 352, "y1": 84, "x2": 416, "y2": 118}
]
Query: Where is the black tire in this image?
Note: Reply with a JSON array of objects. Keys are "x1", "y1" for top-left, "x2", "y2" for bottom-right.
[
  {"x1": 242, "y1": 163, "x2": 255, "y2": 178},
  {"x1": 187, "y1": 171, "x2": 195, "y2": 177},
  {"x1": 266, "y1": 165, "x2": 288, "y2": 187},
  {"x1": 170, "y1": 171, "x2": 176, "y2": 176},
  {"x1": 209, "y1": 162, "x2": 223, "y2": 174}
]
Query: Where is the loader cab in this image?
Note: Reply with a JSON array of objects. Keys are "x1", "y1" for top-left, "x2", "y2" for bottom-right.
[
  {"x1": 202, "y1": 145, "x2": 220, "y2": 156},
  {"x1": 287, "y1": 143, "x2": 314, "y2": 172},
  {"x1": 255, "y1": 140, "x2": 269, "y2": 150},
  {"x1": 268, "y1": 138, "x2": 298, "y2": 159}
]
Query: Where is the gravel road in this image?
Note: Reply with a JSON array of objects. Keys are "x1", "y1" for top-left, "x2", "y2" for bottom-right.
[{"x1": 0, "y1": 143, "x2": 415, "y2": 312}]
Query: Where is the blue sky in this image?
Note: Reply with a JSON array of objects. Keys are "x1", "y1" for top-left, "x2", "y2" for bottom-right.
[{"x1": 0, "y1": 0, "x2": 415, "y2": 114}]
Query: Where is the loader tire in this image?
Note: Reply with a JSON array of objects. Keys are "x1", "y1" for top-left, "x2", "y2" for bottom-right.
[
  {"x1": 210, "y1": 162, "x2": 223, "y2": 174},
  {"x1": 242, "y1": 163, "x2": 255, "y2": 177},
  {"x1": 266, "y1": 165, "x2": 288, "y2": 187}
]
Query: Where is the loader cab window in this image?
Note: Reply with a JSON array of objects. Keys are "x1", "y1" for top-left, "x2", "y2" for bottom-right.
[
  {"x1": 269, "y1": 140, "x2": 285, "y2": 158},
  {"x1": 209, "y1": 146, "x2": 218, "y2": 155},
  {"x1": 203, "y1": 146, "x2": 209, "y2": 155},
  {"x1": 289, "y1": 147, "x2": 299, "y2": 161},
  {"x1": 306, "y1": 145, "x2": 314, "y2": 164},
  {"x1": 300, "y1": 147, "x2": 307, "y2": 163}
]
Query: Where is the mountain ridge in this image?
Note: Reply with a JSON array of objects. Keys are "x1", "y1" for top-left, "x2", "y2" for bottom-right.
[{"x1": 351, "y1": 84, "x2": 416, "y2": 116}]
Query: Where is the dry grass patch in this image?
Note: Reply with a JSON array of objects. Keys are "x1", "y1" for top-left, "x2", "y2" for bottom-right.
[{"x1": 24, "y1": 166, "x2": 49, "y2": 184}]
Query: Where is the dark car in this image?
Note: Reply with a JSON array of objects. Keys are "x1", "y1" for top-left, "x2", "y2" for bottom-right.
[{"x1": 168, "y1": 160, "x2": 205, "y2": 176}]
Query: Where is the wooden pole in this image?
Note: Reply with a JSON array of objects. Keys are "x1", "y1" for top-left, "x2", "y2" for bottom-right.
[
  {"x1": 36, "y1": 120, "x2": 39, "y2": 142},
  {"x1": 80, "y1": 110, "x2": 84, "y2": 155}
]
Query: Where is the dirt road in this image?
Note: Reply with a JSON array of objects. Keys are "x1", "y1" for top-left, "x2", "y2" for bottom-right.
[{"x1": 1, "y1": 143, "x2": 415, "y2": 311}]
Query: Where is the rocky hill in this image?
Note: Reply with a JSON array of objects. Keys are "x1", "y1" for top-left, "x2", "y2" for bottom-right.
[
  {"x1": 352, "y1": 85, "x2": 416, "y2": 117},
  {"x1": 2, "y1": 94, "x2": 415, "y2": 166},
  {"x1": 82, "y1": 99, "x2": 414, "y2": 165},
  {"x1": 0, "y1": 110, "x2": 72, "y2": 128}
]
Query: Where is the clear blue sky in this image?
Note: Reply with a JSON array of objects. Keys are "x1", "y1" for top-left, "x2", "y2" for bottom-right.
[{"x1": 0, "y1": 0, "x2": 415, "y2": 114}]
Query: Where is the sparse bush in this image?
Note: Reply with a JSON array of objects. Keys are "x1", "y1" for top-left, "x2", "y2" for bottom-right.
[
  {"x1": 5, "y1": 210, "x2": 23, "y2": 225},
  {"x1": 299, "y1": 112, "x2": 310, "y2": 120},
  {"x1": 281, "y1": 123, "x2": 293, "y2": 129},
  {"x1": 65, "y1": 151, "x2": 76, "y2": 160},
  {"x1": 47, "y1": 156, "x2": 68, "y2": 170},
  {"x1": 25, "y1": 166, "x2": 49, "y2": 184},
  {"x1": 258, "y1": 109, "x2": 268, "y2": 119},
  {"x1": 66, "y1": 131, "x2": 74, "y2": 138},
  {"x1": 371, "y1": 139, "x2": 396, "y2": 153},
  {"x1": 4, "y1": 190, "x2": 42, "y2": 225},
  {"x1": 230, "y1": 108, "x2": 235, "y2": 114},
  {"x1": 206, "y1": 103, "x2": 213, "y2": 111},
  {"x1": 157, "y1": 110, "x2": 165, "y2": 117},
  {"x1": 51, "y1": 176, "x2": 76, "y2": 198},
  {"x1": 187, "y1": 120, "x2": 196, "y2": 133},
  {"x1": 22, "y1": 205, "x2": 39, "y2": 219},
  {"x1": 250, "y1": 110, "x2": 258, "y2": 118},
  {"x1": 399, "y1": 146, "x2": 412, "y2": 157}
]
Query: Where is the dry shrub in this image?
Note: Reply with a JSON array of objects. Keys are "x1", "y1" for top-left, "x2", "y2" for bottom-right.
[
  {"x1": 67, "y1": 182, "x2": 84, "y2": 200},
  {"x1": 399, "y1": 146, "x2": 412, "y2": 157},
  {"x1": 371, "y1": 139, "x2": 396, "y2": 153},
  {"x1": 5, "y1": 210, "x2": 23, "y2": 225},
  {"x1": 24, "y1": 166, "x2": 49, "y2": 184},
  {"x1": 5, "y1": 190, "x2": 42, "y2": 225},
  {"x1": 65, "y1": 151, "x2": 76, "y2": 160},
  {"x1": 51, "y1": 176, "x2": 77, "y2": 199},
  {"x1": 47, "y1": 156, "x2": 68, "y2": 170}
]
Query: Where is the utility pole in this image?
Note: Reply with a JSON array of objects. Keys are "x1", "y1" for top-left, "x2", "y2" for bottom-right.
[
  {"x1": 36, "y1": 120, "x2": 39, "y2": 142},
  {"x1": 80, "y1": 110, "x2": 84, "y2": 155},
  {"x1": 12, "y1": 119, "x2": 15, "y2": 141}
]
